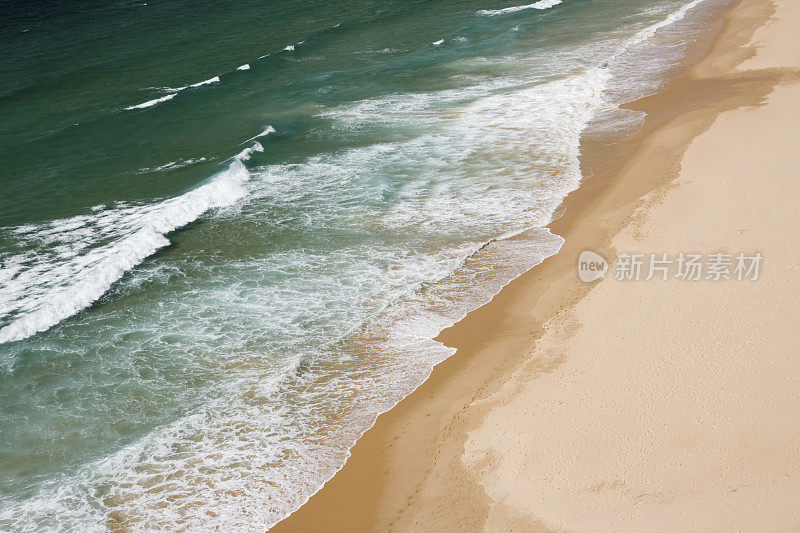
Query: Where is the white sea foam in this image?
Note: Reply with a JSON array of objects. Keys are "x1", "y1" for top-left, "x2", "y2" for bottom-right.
[
  {"x1": 128, "y1": 75, "x2": 219, "y2": 110},
  {"x1": 190, "y1": 76, "x2": 220, "y2": 87},
  {"x1": 124, "y1": 92, "x2": 176, "y2": 110},
  {"x1": 0, "y1": 225, "x2": 564, "y2": 533},
  {"x1": 625, "y1": 0, "x2": 707, "y2": 48},
  {"x1": 0, "y1": 144, "x2": 263, "y2": 345},
  {"x1": 283, "y1": 44, "x2": 295, "y2": 51},
  {"x1": 137, "y1": 157, "x2": 209, "y2": 173},
  {"x1": 234, "y1": 141, "x2": 264, "y2": 161},
  {"x1": 432, "y1": 39, "x2": 444, "y2": 46},
  {"x1": 241, "y1": 125, "x2": 276, "y2": 144},
  {"x1": 237, "y1": 64, "x2": 251, "y2": 71},
  {"x1": 478, "y1": 0, "x2": 563, "y2": 16},
  {"x1": 146, "y1": 85, "x2": 188, "y2": 93},
  {"x1": 357, "y1": 47, "x2": 408, "y2": 54}
]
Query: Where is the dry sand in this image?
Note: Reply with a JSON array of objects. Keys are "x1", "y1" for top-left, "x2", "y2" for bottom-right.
[{"x1": 272, "y1": 0, "x2": 800, "y2": 530}]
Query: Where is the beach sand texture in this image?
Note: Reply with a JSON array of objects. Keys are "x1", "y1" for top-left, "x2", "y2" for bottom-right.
[{"x1": 273, "y1": 0, "x2": 800, "y2": 530}]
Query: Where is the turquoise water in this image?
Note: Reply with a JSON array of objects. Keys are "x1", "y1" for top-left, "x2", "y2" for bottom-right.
[{"x1": 1, "y1": 0, "x2": 722, "y2": 529}]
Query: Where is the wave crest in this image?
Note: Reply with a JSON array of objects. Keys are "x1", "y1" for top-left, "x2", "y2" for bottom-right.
[
  {"x1": 0, "y1": 144, "x2": 263, "y2": 344},
  {"x1": 477, "y1": 0, "x2": 563, "y2": 16}
]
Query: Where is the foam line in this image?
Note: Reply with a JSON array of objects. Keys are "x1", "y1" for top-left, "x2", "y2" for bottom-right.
[
  {"x1": 478, "y1": 0, "x2": 563, "y2": 16},
  {"x1": 125, "y1": 93, "x2": 177, "y2": 110},
  {"x1": 190, "y1": 76, "x2": 220, "y2": 87}
]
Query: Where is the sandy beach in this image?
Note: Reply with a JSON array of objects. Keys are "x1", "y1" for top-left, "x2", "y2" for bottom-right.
[{"x1": 273, "y1": 0, "x2": 800, "y2": 530}]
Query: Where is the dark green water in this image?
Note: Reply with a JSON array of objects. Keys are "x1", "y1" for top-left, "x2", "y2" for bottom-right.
[{"x1": 0, "y1": 0, "x2": 721, "y2": 529}]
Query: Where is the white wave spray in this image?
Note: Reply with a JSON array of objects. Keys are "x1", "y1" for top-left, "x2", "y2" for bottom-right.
[
  {"x1": 125, "y1": 92, "x2": 177, "y2": 110},
  {"x1": 126, "y1": 76, "x2": 220, "y2": 110},
  {"x1": 478, "y1": 0, "x2": 563, "y2": 16},
  {"x1": 0, "y1": 143, "x2": 264, "y2": 344}
]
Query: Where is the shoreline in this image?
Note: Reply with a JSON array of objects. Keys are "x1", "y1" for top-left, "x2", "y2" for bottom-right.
[{"x1": 272, "y1": 0, "x2": 796, "y2": 530}]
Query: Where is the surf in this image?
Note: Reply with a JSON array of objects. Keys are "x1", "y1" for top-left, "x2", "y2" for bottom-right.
[
  {"x1": 477, "y1": 0, "x2": 564, "y2": 16},
  {"x1": 0, "y1": 143, "x2": 263, "y2": 344}
]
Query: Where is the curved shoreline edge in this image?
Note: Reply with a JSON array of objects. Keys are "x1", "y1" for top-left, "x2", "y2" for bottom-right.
[{"x1": 272, "y1": 0, "x2": 799, "y2": 530}]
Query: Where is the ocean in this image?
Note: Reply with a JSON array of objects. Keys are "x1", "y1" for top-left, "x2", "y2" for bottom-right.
[{"x1": 0, "y1": 0, "x2": 724, "y2": 529}]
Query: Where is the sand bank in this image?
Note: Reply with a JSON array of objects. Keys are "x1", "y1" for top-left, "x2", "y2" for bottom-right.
[{"x1": 273, "y1": 0, "x2": 800, "y2": 530}]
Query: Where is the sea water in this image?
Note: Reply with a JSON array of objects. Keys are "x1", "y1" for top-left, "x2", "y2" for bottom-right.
[{"x1": 0, "y1": 0, "x2": 725, "y2": 529}]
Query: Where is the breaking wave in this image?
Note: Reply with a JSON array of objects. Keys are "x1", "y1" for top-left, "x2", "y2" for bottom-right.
[
  {"x1": 478, "y1": 0, "x2": 563, "y2": 16},
  {"x1": 0, "y1": 143, "x2": 264, "y2": 344}
]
